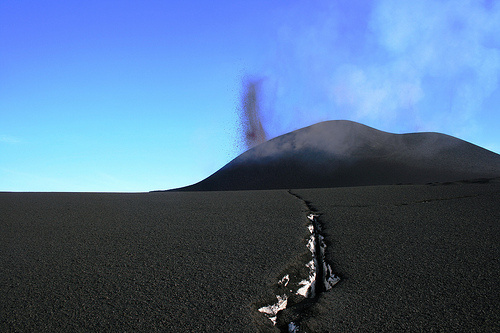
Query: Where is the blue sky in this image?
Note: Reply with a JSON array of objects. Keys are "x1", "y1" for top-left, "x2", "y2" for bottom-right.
[{"x1": 1, "y1": 0, "x2": 499, "y2": 192}]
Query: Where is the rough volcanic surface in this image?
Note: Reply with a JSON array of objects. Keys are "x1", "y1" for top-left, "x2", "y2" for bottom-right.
[
  {"x1": 0, "y1": 191, "x2": 308, "y2": 332},
  {"x1": 294, "y1": 182, "x2": 500, "y2": 332},
  {"x1": 175, "y1": 120, "x2": 500, "y2": 191}
]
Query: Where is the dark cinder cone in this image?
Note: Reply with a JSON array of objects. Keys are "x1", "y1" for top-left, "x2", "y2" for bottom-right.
[{"x1": 177, "y1": 120, "x2": 500, "y2": 191}]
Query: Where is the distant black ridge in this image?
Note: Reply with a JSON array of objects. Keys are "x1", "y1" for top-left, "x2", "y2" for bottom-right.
[{"x1": 173, "y1": 120, "x2": 500, "y2": 191}]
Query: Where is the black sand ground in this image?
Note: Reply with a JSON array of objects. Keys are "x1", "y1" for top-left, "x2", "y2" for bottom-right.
[
  {"x1": 294, "y1": 180, "x2": 500, "y2": 332},
  {"x1": 2, "y1": 181, "x2": 499, "y2": 332},
  {"x1": 0, "y1": 191, "x2": 309, "y2": 332}
]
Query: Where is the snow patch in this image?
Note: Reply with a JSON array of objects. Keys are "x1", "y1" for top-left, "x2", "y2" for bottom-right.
[
  {"x1": 307, "y1": 213, "x2": 318, "y2": 221},
  {"x1": 324, "y1": 263, "x2": 341, "y2": 290},
  {"x1": 258, "y1": 294, "x2": 288, "y2": 325},
  {"x1": 297, "y1": 258, "x2": 316, "y2": 297},
  {"x1": 296, "y1": 226, "x2": 318, "y2": 297},
  {"x1": 279, "y1": 274, "x2": 290, "y2": 287}
]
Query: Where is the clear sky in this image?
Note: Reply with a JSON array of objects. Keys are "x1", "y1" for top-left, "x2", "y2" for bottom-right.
[{"x1": 1, "y1": 0, "x2": 499, "y2": 192}]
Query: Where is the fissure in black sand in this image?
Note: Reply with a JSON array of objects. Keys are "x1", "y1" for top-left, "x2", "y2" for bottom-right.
[{"x1": 258, "y1": 191, "x2": 340, "y2": 332}]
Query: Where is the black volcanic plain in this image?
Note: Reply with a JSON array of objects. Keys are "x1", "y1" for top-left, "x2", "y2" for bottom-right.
[{"x1": 1, "y1": 120, "x2": 499, "y2": 332}]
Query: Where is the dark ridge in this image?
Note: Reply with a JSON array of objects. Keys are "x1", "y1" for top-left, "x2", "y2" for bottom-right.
[{"x1": 168, "y1": 120, "x2": 500, "y2": 191}]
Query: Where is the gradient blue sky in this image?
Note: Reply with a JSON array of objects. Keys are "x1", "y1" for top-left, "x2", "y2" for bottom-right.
[{"x1": 1, "y1": 0, "x2": 499, "y2": 192}]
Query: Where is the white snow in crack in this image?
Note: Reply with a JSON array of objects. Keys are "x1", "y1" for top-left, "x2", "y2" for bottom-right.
[
  {"x1": 297, "y1": 258, "x2": 316, "y2": 297},
  {"x1": 279, "y1": 274, "x2": 290, "y2": 287},
  {"x1": 324, "y1": 263, "x2": 340, "y2": 290},
  {"x1": 296, "y1": 219, "x2": 318, "y2": 298},
  {"x1": 258, "y1": 208, "x2": 340, "y2": 327},
  {"x1": 258, "y1": 295, "x2": 288, "y2": 325},
  {"x1": 307, "y1": 213, "x2": 318, "y2": 221}
]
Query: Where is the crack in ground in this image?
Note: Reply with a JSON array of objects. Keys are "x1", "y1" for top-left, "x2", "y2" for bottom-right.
[{"x1": 257, "y1": 190, "x2": 340, "y2": 332}]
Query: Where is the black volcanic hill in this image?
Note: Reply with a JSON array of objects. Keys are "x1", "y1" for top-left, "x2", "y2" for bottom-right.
[{"x1": 176, "y1": 120, "x2": 500, "y2": 191}]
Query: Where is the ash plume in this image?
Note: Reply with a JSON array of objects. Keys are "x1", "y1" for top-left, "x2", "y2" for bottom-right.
[
  {"x1": 239, "y1": 79, "x2": 268, "y2": 150},
  {"x1": 243, "y1": 0, "x2": 500, "y2": 149}
]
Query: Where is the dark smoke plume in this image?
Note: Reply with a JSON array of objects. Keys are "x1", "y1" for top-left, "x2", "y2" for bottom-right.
[{"x1": 239, "y1": 79, "x2": 268, "y2": 150}]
